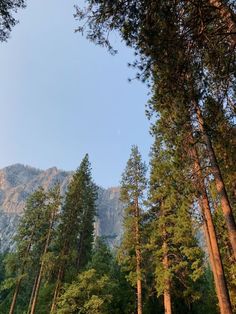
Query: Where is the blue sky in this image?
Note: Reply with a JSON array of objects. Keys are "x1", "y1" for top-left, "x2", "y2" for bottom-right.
[{"x1": 0, "y1": 0, "x2": 152, "y2": 187}]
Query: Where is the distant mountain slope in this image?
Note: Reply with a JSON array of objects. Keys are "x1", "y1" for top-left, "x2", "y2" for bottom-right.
[{"x1": 0, "y1": 164, "x2": 123, "y2": 251}]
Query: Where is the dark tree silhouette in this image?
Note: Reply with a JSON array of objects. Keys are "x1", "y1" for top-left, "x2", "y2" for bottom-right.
[{"x1": 0, "y1": 0, "x2": 26, "y2": 41}]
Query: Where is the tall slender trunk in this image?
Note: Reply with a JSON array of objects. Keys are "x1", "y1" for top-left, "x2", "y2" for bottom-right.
[
  {"x1": 9, "y1": 236, "x2": 33, "y2": 314},
  {"x1": 50, "y1": 257, "x2": 65, "y2": 313},
  {"x1": 135, "y1": 198, "x2": 142, "y2": 314},
  {"x1": 190, "y1": 139, "x2": 232, "y2": 314},
  {"x1": 29, "y1": 209, "x2": 56, "y2": 314},
  {"x1": 208, "y1": 0, "x2": 236, "y2": 46},
  {"x1": 9, "y1": 277, "x2": 22, "y2": 314},
  {"x1": 27, "y1": 271, "x2": 39, "y2": 314},
  {"x1": 201, "y1": 201, "x2": 223, "y2": 312},
  {"x1": 162, "y1": 239, "x2": 172, "y2": 314},
  {"x1": 194, "y1": 101, "x2": 236, "y2": 260},
  {"x1": 29, "y1": 259, "x2": 45, "y2": 314}
]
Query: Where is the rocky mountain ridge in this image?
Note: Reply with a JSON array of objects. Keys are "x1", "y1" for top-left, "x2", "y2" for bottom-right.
[{"x1": 0, "y1": 164, "x2": 123, "y2": 252}]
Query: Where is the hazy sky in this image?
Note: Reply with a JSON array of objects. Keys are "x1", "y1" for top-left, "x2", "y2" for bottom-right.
[{"x1": 0, "y1": 0, "x2": 152, "y2": 187}]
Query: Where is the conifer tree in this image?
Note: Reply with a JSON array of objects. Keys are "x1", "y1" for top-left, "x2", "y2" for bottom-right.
[
  {"x1": 28, "y1": 185, "x2": 61, "y2": 314},
  {"x1": 75, "y1": 2, "x2": 236, "y2": 259},
  {"x1": 57, "y1": 237, "x2": 134, "y2": 314},
  {"x1": 50, "y1": 154, "x2": 97, "y2": 313},
  {"x1": 148, "y1": 136, "x2": 206, "y2": 314},
  {"x1": 119, "y1": 145, "x2": 147, "y2": 314},
  {"x1": 7, "y1": 187, "x2": 47, "y2": 314},
  {"x1": 75, "y1": 6, "x2": 236, "y2": 307},
  {"x1": 201, "y1": 101, "x2": 236, "y2": 309},
  {"x1": 3, "y1": 186, "x2": 61, "y2": 314}
]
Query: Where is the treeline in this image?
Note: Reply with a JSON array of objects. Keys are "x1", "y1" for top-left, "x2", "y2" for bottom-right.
[
  {"x1": 0, "y1": 155, "x2": 140, "y2": 313},
  {"x1": 0, "y1": 146, "x2": 230, "y2": 314},
  {"x1": 0, "y1": 155, "x2": 102, "y2": 313}
]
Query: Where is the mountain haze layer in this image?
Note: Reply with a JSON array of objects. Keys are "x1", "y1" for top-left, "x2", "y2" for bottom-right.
[{"x1": 0, "y1": 164, "x2": 123, "y2": 251}]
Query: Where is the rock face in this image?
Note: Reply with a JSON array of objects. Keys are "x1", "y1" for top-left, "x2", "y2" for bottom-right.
[{"x1": 0, "y1": 164, "x2": 123, "y2": 252}]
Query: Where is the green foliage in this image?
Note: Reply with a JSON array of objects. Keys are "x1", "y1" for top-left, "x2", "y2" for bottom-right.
[
  {"x1": 118, "y1": 145, "x2": 147, "y2": 284},
  {"x1": 75, "y1": 2, "x2": 235, "y2": 312},
  {"x1": 0, "y1": 185, "x2": 61, "y2": 313},
  {"x1": 57, "y1": 238, "x2": 134, "y2": 314},
  {"x1": 56, "y1": 154, "x2": 97, "y2": 275},
  {"x1": 147, "y1": 135, "x2": 207, "y2": 310},
  {"x1": 120, "y1": 145, "x2": 147, "y2": 204},
  {"x1": 2, "y1": 1, "x2": 235, "y2": 309},
  {"x1": 57, "y1": 269, "x2": 112, "y2": 314}
]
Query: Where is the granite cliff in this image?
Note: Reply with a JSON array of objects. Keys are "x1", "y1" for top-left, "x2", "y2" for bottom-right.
[{"x1": 0, "y1": 164, "x2": 123, "y2": 252}]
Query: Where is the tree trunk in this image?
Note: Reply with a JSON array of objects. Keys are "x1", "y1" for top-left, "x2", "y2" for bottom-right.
[
  {"x1": 208, "y1": 0, "x2": 236, "y2": 46},
  {"x1": 9, "y1": 277, "x2": 22, "y2": 314},
  {"x1": 9, "y1": 237, "x2": 33, "y2": 314},
  {"x1": 50, "y1": 264, "x2": 64, "y2": 313},
  {"x1": 27, "y1": 272, "x2": 39, "y2": 314},
  {"x1": 194, "y1": 101, "x2": 236, "y2": 260},
  {"x1": 163, "y1": 239, "x2": 172, "y2": 314},
  {"x1": 190, "y1": 140, "x2": 232, "y2": 314},
  {"x1": 50, "y1": 241, "x2": 69, "y2": 314},
  {"x1": 29, "y1": 261, "x2": 44, "y2": 314},
  {"x1": 201, "y1": 201, "x2": 224, "y2": 313},
  {"x1": 135, "y1": 198, "x2": 142, "y2": 314},
  {"x1": 29, "y1": 209, "x2": 56, "y2": 314}
]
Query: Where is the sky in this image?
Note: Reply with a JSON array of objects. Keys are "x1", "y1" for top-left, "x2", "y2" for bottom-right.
[{"x1": 0, "y1": 0, "x2": 152, "y2": 188}]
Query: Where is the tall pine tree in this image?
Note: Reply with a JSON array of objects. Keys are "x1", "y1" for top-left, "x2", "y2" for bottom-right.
[
  {"x1": 50, "y1": 154, "x2": 97, "y2": 313},
  {"x1": 119, "y1": 145, "x2": 147, "y2": 314}
]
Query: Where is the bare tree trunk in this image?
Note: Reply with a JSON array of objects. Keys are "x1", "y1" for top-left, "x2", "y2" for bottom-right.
[
  {"x1": 9, "y1": 277, "x2": 22, "y2": 314},
  {"x1": 208, "y1": 0, "x2": 236, "y2": 46},
  {"x1": 201, "y1": 202, "x2": 223, "y2": 312},
  {"x1": 29, "y1": 210, "x2": 56, "y2": 314},
  {"x1": 194, "y1": 102, "x2": 236, "y2": 260},
  {"x1": 190, "y1": 140, "x2": 232, "y2": 314},
  {"x1": 9, "y1": 236, "x2": 33, "y2": 314},
  {"x1": 27, "y1": 272, "x2": 39, "y2": 314},
  {"x1": 135, "y1": 198, "x2": 142, "y2": 314},
  {"x1": 50, "y1": 241, "x2": 68, "y2": 314},
  {"x1": 29, "y1": 261, "x2": 44, "y2": 314},
  {"x1": 50, "y1": 263, "x2": 65, "y2": 313},
  {"x1": 162, "y1": 239, "x2": 172, "y2": 314}
]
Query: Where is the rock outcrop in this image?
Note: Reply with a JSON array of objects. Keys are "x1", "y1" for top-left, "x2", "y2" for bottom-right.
[{"x1": 0, "y1": 164, "x2": 123, "y2": 251}]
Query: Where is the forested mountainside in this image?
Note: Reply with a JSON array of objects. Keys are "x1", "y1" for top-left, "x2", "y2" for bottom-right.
[{"x1": 0, "y1": 164, "x2": 123, "y2": 251}]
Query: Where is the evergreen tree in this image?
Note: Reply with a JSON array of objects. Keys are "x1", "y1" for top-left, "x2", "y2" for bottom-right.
[
  {"x1": 75, "y1": 0, "x2": 236, "y2": 260},
  {"x1": 203, "y1": 97, "x2": 236, "y2": 310},
  {"x1": 0, "y1": 186, "x2": 61, "y2": 314},
  {"x1": 148, "y1": 137, "x2": 206, "y2": 314},
  {"x1": 7, "y1": 187, "x2": 48, "y2": 314},
  {"x1": 50, "y1": 154, "x2": 97, "y2": 313},
  {"x1": 56, "y1": 238, "x2": 134, "y2": 314},
  {"x1": 28, "y1": 185, "x2": 61, "y2": 314},
  {"x1": 118, "y1": 145, "x2": 147, "y2": 314},
  {"x1": 56, "y1": 268, "x2": 113, "y2": 314},
  {"x1": 75, "y1": 3, "x2": 235, "y2": 312}
]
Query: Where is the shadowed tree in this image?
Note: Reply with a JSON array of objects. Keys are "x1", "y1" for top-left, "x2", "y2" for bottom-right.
[{"x1": 0, "y1": 0, "x2": 26, "y2": 42}]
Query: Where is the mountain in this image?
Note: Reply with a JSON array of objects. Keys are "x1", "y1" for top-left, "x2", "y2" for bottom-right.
[{"x1": 0, "y1": 164, "x2": 124, "y2": 252}]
